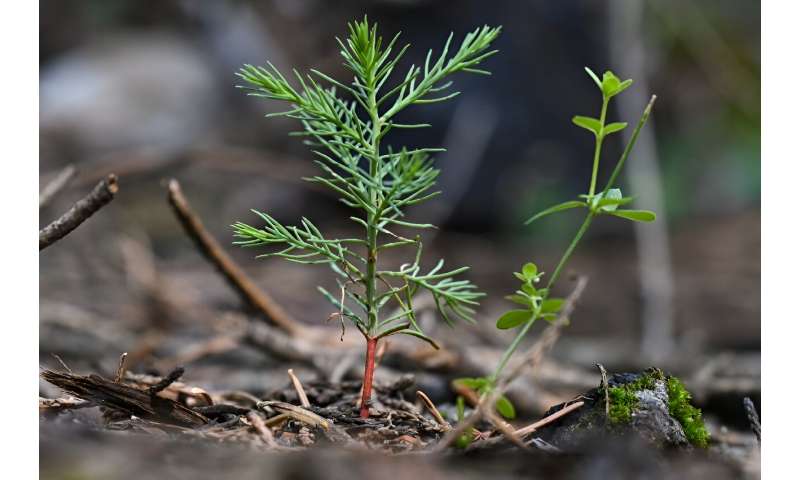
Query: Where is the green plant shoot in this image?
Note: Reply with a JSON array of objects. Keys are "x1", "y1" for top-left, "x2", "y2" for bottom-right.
[
  {"x1": 457, "y1": 68, "x2": 657, "y2": 416},
  {"x1": 231, "y1": 17, "x2": 501, "y2": 418}
]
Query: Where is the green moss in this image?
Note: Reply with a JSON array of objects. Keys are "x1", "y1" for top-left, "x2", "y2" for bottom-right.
[
  {"x1": 608, "y1": 386, "x2": 638, "y2": 424},
  {"x1": 666, "y1": 377, "x2": 710, "y2": 448},
  {"x1": 606, "y1": 369, "x2": 663, "y2": 424},
  {"x1": 604, "y1": 370, "x2": 710, "y2": 448}
]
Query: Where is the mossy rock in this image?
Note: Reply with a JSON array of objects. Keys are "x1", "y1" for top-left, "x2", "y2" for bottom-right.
[{"x1": 537, "y1": 368, "x2": 709, "y2": 450}]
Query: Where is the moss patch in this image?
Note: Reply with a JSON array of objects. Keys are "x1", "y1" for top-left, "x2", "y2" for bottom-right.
[
  {"x1": 608, "y1": 386, "x2": 638, "y2": 424},
  {"x1": 607, "y1": 369, "x2": 663, "y2": 424},
  {"x1": 605, "y1": 369, "x2": 710, "y2": 448},
  {"x1": 666, "y1": 377, "x2": 710, "y2": 448}
]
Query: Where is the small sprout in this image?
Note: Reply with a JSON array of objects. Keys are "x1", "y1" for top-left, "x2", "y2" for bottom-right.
[
  {"x1": 489, "y1": 68, "x2": 658, "y2": 381},
  {"x1": 454, "y1": 396, "x2": 476, "y2": 448}
]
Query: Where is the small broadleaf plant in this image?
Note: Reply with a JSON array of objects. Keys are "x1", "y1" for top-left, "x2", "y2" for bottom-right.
[
  {"x1": 231, "y1": 17, "x2": 501, "y2": 418},
  {"x1": 455, "y1": 68, "x2": 658, "y2": 430}
]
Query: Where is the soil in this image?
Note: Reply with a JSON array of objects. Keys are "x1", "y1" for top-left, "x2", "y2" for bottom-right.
[{"x1": 39, "y1": 363, "x2": 759, "y2": 479}]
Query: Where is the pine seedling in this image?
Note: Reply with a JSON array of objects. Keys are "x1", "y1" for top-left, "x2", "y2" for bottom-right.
[
  {"x1": 232, "y1": 17, "x2": 501, "y2": 418},
  {"x1": 456, "y1": 68, "x2": 657, "y2": 425}
]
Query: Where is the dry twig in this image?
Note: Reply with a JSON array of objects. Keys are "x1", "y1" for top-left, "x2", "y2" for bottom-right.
[
  {"x1": 257, "y1": 401, "x2": 330, "y2": 430},
  {"x1": 166, "y1": 179, "x2": 301, "y2": 335},
  {"x1": 416, "y1": 390, "x2": 450, "y2": 428},
  {"x1": 39, "y1": 174, "x2": 118, "y2": 251},
  {"x1": 512, "y1": 400, "x2": 585, "y2": 437},
  {"x1": 596, "y1": 363, "x2": 610, "y2": 417},
  {"x1": 40, "y1": 369, "x2": 208, "y2": 427},
  {"x1": 50, "y1": 354, "x2": 73, "y2": 373},
  {"x1": 115, "y1": 352, "x2": 128, "y2": 383},
  {"x1": 39, "y1": 164, "x2": 77, "y2": 209},
  {"x1": 147, "y1": 367, "x2": 185, "y2": 395},
  {"x1": 246, "y1": 411, "x2": 279, "y2": 448},
  {"x1": 287, "y1": 369, "x2": 311, "y2": 408}
]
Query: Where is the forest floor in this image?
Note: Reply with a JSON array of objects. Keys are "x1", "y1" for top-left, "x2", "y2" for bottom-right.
[{"x1": 39, "y1": 166, "x2": 760, "y2": 479}]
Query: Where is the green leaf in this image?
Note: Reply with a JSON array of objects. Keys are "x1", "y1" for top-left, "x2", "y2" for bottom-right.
[
  {"x1": 602, "y1": 122, "x2": 628, "y2": 137},
  {"x1": 541, "y1": 298, "x2": 564, "y2": 313},
  {"x1": 455, "y1": 377, "x2": 489, "y2": 390},
  {"x1": 609, "y1": 209, "x2": 656, "y2": 222},
  {"x1": 541, "y1": 312, "x2": 560, "y2": 324},
  {"x1": 601, "y1": 70, "x2": 621, "y2": 97},
  {"x1": 584, "y1": 67, "x2": 602, "y2": 90},
  {"x1": 596, "y1": 188, "x2": 634, "y2": 212},
  {"x1": 495, "y1": 395, "x2": 516, "y2": 420},
  {"x1": 496, "y1": 310, "x2": 534, "y2": 330},
  {"x1": 610, "y1": 79, "x2": 633, "y2": 96},
  {"x1": 505, "y1": 294, "x2": 531, "y2": 307},
  {"x1": 522, "y1": 262, "x2": 538, "y2": 280},
  {"x1": 524, "y1": 200, "x2": 586, "y2": 225},
  {"x1": 520, "y1": 284, "x2": 537, "y2": 296},
  {"x1": 572, "y1": 115, "x2": 602, "y2": 135}
]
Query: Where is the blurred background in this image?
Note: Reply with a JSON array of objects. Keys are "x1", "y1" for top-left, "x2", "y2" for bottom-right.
[{"x1": 39, "y1": 0, "x2": 759, "y2": 426}]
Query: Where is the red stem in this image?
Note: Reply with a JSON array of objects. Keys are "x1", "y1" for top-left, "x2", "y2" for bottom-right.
[{"x1": 359, "y1": 337, "x2": 378, "y2": 418}]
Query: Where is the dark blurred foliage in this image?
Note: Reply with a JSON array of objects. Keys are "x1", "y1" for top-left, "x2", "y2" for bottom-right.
[{"x1": 40, "y1": 0, "x2": 759, "y2": 233}]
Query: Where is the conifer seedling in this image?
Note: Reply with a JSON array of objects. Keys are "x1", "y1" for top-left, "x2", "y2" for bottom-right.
[{"x1": 232, "y1": 17, "x2": 501, "y2": 418}]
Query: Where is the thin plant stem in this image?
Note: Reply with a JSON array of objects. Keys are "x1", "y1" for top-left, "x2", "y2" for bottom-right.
[
  {"x1": 546, "y1": 212, "x2": 594, "y2": 291},
  {"x1": 489, "y1": 92, "x2": 655, "y2": 384},
  {"x1": 359, "y1": 337, "x2": 378, "y2": 418},
  {"x1": 600, "y1": 95, "x2": 657, "y2": 197},
  {"x1": 491, "y1": 212, "x2": 594, "y2": 380},
  {"x1": 588, "y1": 97, "x2": 609, "y2": 197},
  {"x1": 365, "y1": 77, "x2": 382, "y2": 337}
]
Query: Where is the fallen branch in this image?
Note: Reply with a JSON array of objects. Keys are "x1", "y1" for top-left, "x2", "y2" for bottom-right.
[
  {"x1": 39, "y1": 164, "x2": 76, "y2": 209},
  {"x1": 39, "y1": 174, "x2": 118, "y2": 251},
  {"x1": 436, "y1": 276, "x2": 588, "y2": 451},
  {"x1": 166, "y1": 179, "x2": 301, "y2": 335},
  {"x1": 40, "y1": 369, "x2": 208, "y2": 427}
]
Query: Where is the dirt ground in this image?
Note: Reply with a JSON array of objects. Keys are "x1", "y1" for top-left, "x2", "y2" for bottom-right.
[{"x1": 39, "y1": 161, "x2": 760, "y2": 478}]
